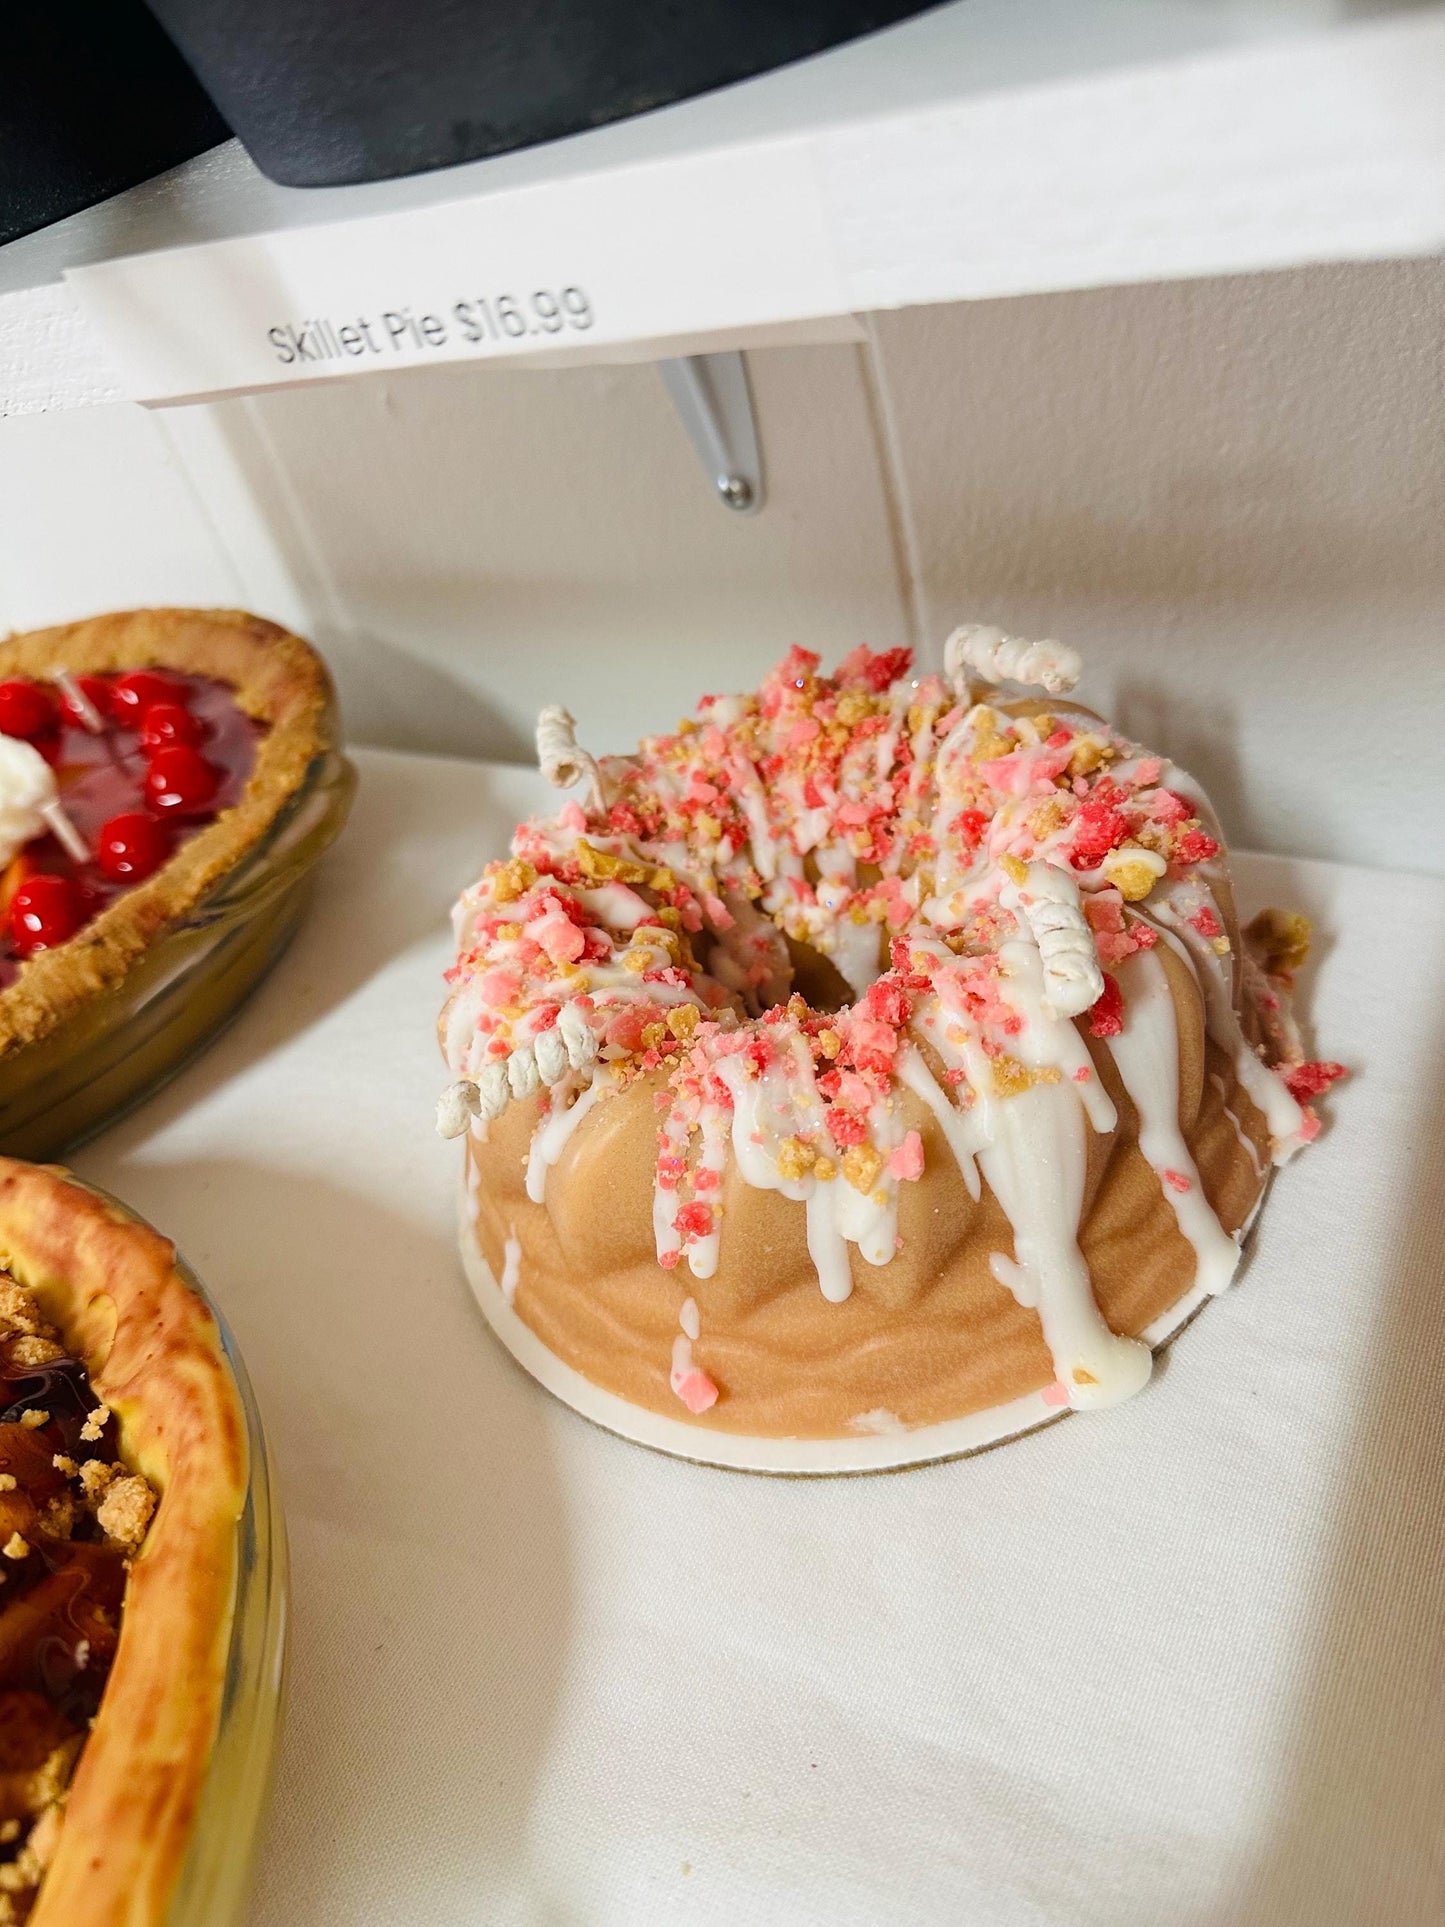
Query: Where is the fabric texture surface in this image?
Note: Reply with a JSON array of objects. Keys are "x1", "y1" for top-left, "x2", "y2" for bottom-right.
[{"x1": 73, "y1": 747, "x2": 1445, "y2": 1927}]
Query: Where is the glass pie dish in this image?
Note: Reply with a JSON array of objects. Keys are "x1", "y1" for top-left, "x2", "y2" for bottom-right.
[
  {"x1": 157, "y1": 1243, "x2": 288, "y2": 1927},
  {"x1": 0, "y1": 740, "x2": 354, "y2": 1162}
]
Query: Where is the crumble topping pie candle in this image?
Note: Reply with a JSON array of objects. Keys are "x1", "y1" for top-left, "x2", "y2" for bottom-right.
[
  {"x1": 0, "y1": 1158, "x2": 278, "y2": 1927},
  {"x1": 439, "y1": 630, "x2": 1342, "y2": 1472}
]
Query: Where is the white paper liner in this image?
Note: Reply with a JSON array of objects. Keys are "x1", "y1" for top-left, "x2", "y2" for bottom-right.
[{"x1": 456, "y1": 1182, "x2": 1268, "y2": 1475}]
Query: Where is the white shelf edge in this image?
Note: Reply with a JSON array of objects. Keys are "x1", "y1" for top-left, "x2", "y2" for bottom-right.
[{"x1": 3, "y1": 1, "x2": 1443, "y2": 415}]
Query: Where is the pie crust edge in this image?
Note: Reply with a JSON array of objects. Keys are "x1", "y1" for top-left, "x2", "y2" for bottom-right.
[{"x1": 0, "y1": 1158, "x2": 248, "y2": 1927}]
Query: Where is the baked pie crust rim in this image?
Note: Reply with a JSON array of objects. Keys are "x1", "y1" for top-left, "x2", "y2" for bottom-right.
[{"x1": 0, "y1": 1157, "x2": 251, "y2": 1927}]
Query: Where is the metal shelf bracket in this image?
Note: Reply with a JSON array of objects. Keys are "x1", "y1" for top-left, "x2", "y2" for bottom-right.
[{"x1": 659, "y1": 351, "x2": 764, "y2": 513}]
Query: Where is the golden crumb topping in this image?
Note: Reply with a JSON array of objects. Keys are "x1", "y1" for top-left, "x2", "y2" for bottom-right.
[{"x1": 0, "y1": 1273, "x2": 157, "y2": 1922}]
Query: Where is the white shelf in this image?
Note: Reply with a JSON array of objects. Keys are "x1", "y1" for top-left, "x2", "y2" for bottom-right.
[
  {"x1": 3, "y1": 0, "x2": 1444, "y2": 412},
  {"x1": 68, "y1": 744, "x2": 1445, "y2": 1926}
]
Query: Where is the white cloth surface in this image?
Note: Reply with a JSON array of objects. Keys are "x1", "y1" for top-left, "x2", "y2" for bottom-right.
[{"x1": 72, "y1": 747, "x2": 1445, "y2": 1927}]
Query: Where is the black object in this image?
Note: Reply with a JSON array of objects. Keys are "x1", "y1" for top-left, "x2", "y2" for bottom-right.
[
  {"x1": 143, "y1": 0, "x2": 939, "y2": 189},
  {"x1": 0, "y1": 0, "x2": 230, "y2": 248}
]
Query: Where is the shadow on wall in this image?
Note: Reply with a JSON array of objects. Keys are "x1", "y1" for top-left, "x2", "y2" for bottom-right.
[
  {"x1": 877, "y1": 263, "x2": 1445, "y2": 620},
  {"x1": 329, "y1": 621, "x2": 533, "y2": 763},
  {"x1": 1114, "y1": 679, "x2": 1242, "y2": 839},
  {"x1": 206, "y1": 390, "x2": 534, "y2": 761},
  {"x1": 1202, "y1": 1006, "x2": 1445, "y2": 1926}
]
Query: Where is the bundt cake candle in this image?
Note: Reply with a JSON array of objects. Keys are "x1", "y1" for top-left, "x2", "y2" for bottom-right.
[{"x1": 438, "y1": 627, "x2": 1340, "y2": 1469}]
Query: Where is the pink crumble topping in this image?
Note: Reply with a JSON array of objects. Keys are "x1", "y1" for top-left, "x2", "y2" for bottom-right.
[
  {"x1": 673, "y1": 1201, "x2": 715, "y2": 1241},
  {"x1": 1188, "y1": 905, "x2": 1223, "y2": 940},
  {"x1": 1088, "y1": 976, "x2": 1124, "y2": 1039},
  {"x1": 1282, "y1": 1060, "x2": 1347, "y2": 1103},
  {"x1": 673, "y1": 1368, "x2": 719, "y2": 1415},
  {"x1": 886, "y1": 1131, "x2": 925, "y2": 1182}
]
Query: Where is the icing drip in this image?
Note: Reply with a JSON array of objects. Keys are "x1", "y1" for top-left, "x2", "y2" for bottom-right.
[
  {"x1": 848, "y1": 1408, "x2": 907, "y2": 1436},
  {"x1": 670, "y1": 1299, "x2": 719, "y2": 1412},
  {"x1": 500, "y1": 1233, "x2": 522, "y2": 1305},
  {"x1": 975, "y1": 1070, "x2": 1151, "y2": 1410},
  {"x1": 1149, "y1": 899, "x2": 1308, "y2": 1161},
  {"x1": 525, "y1": 1071, "x2": 611, "y2": 1204},
  {"x1": 680, "y1": 1104, "x2": 730, "y2": 1280},
  {"x1": 710, "y1": 1049, "x2": 867, "y2": 1303},
  {"x1": 895, "y1": 1044, "x2": 986, "y2": 1202},
  {"x1": 1106, "y1": 951, "x2": 1241, "y2": 1297},
  {"x1": 1211, "y1": 1072, "x2": 1266, "y2": 1178}
]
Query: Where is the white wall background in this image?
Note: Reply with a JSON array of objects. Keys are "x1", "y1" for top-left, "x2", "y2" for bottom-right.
[{"x1": 1, "y1": 258, "x2": 1440, "y2": 874}]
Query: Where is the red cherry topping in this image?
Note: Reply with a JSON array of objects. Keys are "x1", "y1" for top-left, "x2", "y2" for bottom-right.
[
  {"x1": 0, "y1": 680, "x2": 58, "y2": 741},
  {"x1": 143, "y1": 746, "x2": 219, "y2": 817},
  {"x1": 9, "y1": 875, "x2": 84, "y2": 956},
  {"x1": 96, "y1": 811, "x2": 173, "y2": 882},
  {"x1": 58, "y1": 674, "x2": 114, "y2": 728},
  {"x1": 111, "y1": 671, "x2": 186, "y2": 724},
  {"x1": 139, "y1": 702, "x2": 203, "y2": 752}
]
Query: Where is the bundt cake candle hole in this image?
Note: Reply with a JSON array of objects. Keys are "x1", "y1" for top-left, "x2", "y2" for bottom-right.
[{"x1": 781, "y1": 937, "x2": 854, "y2": 1013}]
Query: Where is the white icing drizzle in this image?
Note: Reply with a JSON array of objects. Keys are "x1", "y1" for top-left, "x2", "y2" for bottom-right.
[
  {"x1": 653, "y1": 1110, "x2": 689, "y2": 1270},
  {"x1": 669, "y1": 1299, "x2": 719, "y2": 1411},
  {"x1": 992, "y1": 940, "x2": 1116, "y2": 1136},
  {"x1": 1106, "y1": 951, "x2": 1241, "y2": 1297},
  {"x1": 975, "y1": 1067, "x2": 1151, "y2": 1409},
  {"x1": 525, "y1": 1071, "x2": 611, "y2": 1204},
  {"x1": 1211, "y1": 1072, "x2": 1266, "y2": 1178},
  {"x1": 682, "y1": 1104, "x2": 730, "y2": 1280},
  {"x1": 895, "y1": 1043, "x2": 985, "y2": 1202},
  {"x1": 677, "y1": 1041, "x2": 907, "y2": 1305},
  {"x1": 500, "y1": 1233, "x2": 522, "y2": 1305},
  {"x1": 824, "y1": 901, "x2": 886, "y2": 1000},
  {"x1": 1148, "y1": 898, "x2": 1308, "y2": 1162},
  {"x1": 804, "y1": 1185, "x2": 854, "y2": 1306},
  {"x1": 710, "y1": 1051, "x2": 858, "y2": 1299},
  {"x1": 848, "y1": 1408, "x2": 907, "y2": 1436}
]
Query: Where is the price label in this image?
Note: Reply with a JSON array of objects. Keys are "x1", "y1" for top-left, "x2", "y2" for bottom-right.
[
  {"x1": 265, "y1": 286, "x2": 596, "y2": 369},
  {"x1": 67, "y1": 143, "x2": 847, "y2": 405}
]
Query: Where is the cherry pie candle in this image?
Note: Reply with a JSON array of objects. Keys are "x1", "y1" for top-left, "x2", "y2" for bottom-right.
[
  {"x1": 0, "y1": 609, "x2": 354, "y2": 1161},
  {"x1": 0, "y1": 672, "x2": 264, "y2": 987}
]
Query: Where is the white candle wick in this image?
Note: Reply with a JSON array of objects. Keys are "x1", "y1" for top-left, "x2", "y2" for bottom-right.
[
  {"x1": 51, "y1": 669, "x2": 105, "y2": 735},
  {"x1": 39, "y1": 801, "x2": 90, "y2": 865}
]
